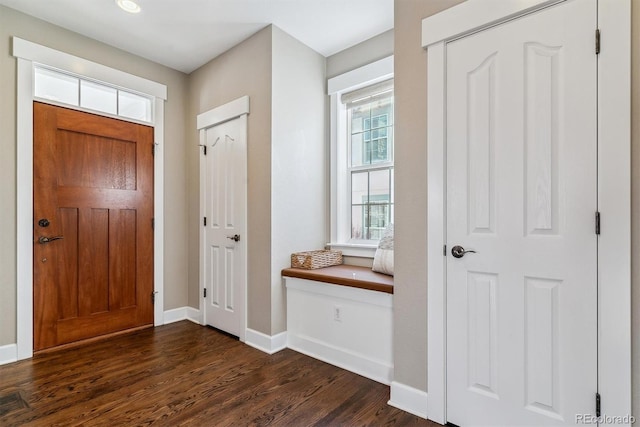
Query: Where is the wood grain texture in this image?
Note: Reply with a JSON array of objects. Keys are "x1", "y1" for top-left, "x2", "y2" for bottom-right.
[
  {"x1": 0, "y1": 321, "x2": 435, "y2": 426},
  {"x1": 33, "y1": 102, "x2": 154, "y2": 351},
  {"x1": 282, "y1": 265, "x2": 394, "y2": 294}
]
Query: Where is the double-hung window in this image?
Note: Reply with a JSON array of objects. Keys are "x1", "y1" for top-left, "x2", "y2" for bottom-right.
[
  {"x1": 328, "y1": 57, "x2": 394, "y2": 256},
  {"x1": 345, "y1": 80, "x2": 394, "y2": 241}
]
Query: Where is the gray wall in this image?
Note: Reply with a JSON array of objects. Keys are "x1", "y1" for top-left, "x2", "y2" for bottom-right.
[
  {"x1": 187, "y1": 27, "x2": 274, "y2": 334},
  {"x1": 392, "y1": 0, "x2": 464, "y2": 392},
  {"x1": 271, "y1": 27, "x2": 327, "y2": 334},
  {"x1": 188, "y1": 26, "x2": 327, "y2": 336},
  {"x1": 326, "y1": 29, "x2": 394, "y2": 79},
  {"x1": 0, "y1": 5, "x2": 189, "y2": 346}
]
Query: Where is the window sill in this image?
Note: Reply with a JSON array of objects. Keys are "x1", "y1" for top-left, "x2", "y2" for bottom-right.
[{"x1": 327, "y1": 242, "x2": 377, "y2": 258}]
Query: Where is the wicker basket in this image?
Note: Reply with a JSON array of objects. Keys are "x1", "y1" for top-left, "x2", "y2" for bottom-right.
[{"x1": 291, "y1": 249, "x2": 343, "y2": 269}]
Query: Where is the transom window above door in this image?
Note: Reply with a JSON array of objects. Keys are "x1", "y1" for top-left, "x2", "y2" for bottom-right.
[{"x1": 34, "y1": 65, "x2": 153, "y2": 123}]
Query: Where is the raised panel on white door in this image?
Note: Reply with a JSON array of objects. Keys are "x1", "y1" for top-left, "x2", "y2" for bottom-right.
[
  {"x1": 207, "y1": 129, "x2": 222, "y2": 228},
  {"x1": 224, "y1": 137, "x2": 236, "y2": 228},
  {"x1": 467, "y1": 271, "x2": 499, "y2": 399},
  {"x1": 209, "y1": 245, "x2": 220, "y2": 307},
  {"x1": 467, "y1": 54, "x2": 496, "y2": 235},
  {"x1": 525, "y1": 276, "x2": 561, "y2": 420},
  {"x1": 225, "y1": 247, "x2": 235, "y2": 311},
  {"x1": 524, "y1": 43, "x2": 562, "y2": 236}
]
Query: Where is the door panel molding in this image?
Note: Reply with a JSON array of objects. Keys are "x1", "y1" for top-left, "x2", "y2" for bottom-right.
[
  {"x1": 13, "y1": 39, "x2": 167, "y2": 360},
  {"x1": 33, "y1": 103, "x2": 155, "y2": 351},
  {"x1": 423, "y1": 0, "x2": 631, "y2": 424}
]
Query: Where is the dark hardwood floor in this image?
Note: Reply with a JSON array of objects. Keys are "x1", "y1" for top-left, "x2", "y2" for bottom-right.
[{"x1": 0, "y1": 321, "x2": 438, "y2": 426}]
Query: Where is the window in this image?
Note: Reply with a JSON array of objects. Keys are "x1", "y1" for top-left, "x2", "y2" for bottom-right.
[
  {"x1": 34, "y1": 65, "x2": 153, "y2": 123},
  {"x1": 346, "y1": 82, "x2": 394, "y2": 241},
  {"x1": 328, "y1": 57, "x2": 394, "y2": 256}
]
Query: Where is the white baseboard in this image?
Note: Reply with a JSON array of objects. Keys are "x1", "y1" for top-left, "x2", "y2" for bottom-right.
[
  {"x1": 185, "y1": 307, "x2": 202, "y2": 324},
  {"x1": 388, "y1": 381, "x2": 428, "y2": 419},
  {"x1": 163, "y1": 307, "x2": 187, "y2": 324},
  {"x1": 288, "y1": 333, "x2": 393, "y2": 385},
  {"x1": 163, "y1": 307, "x2": 202, "y2": 325},
  {"x1": 0, "y1": 343, "x2": 18, "y2": 365},
  {"x1": 245, "y1": 328, "x2": 287, "y2": 354}
]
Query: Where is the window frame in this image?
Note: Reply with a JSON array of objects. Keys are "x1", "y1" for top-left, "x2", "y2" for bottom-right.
[{"x1": 327, "y1": 56, "x2": 394, "y2": 257}]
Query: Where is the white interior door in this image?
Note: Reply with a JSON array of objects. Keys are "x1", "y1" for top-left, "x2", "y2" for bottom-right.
[
  {"x1": 202, "y1": 115, "x2": 247, "y2": 338},
  {"x1": 446, "y1": 1, "x2": 597, "y2": 425}
]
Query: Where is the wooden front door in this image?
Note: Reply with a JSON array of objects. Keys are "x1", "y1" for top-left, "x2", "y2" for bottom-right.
[{"x1": 33, "y1": 102, "x2": 154, "y2": 351}]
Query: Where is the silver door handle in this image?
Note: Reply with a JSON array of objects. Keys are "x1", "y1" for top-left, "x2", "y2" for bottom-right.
[
  {"x1": 38, "y1": 235, "x2": 64, "y2": 244},
  {"x1": 451, "y1": 245, "x2": 476, "y2": 258},
  {"x1": 227, "y1": 234, "x2": 240, "y2": 242}
]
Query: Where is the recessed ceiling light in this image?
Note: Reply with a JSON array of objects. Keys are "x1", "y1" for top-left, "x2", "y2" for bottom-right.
[{"x1": 116, "y1": 0, "x2": 141, "y2": 14}]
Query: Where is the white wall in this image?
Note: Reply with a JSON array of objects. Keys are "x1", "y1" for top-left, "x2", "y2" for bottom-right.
[{"x1": 270, "y1": 26, "x2": 327, "y2": 333}]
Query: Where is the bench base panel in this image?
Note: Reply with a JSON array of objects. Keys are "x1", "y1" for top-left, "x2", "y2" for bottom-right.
[{"x1": 285, "y1": 277, "x2": 393, "y2": 385}]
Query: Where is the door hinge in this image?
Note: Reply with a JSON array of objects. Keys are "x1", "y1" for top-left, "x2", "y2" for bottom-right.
[
  {"x1": 595, "y1": 392, "x2": 601, "y2": 417},
  {"x1": 151, "y1": 291, "x2": 157, "y2": 304},
  {"x1": 595, "y1": 211, "x2": 601, "y2": 235},
  {"x1": 204, "y1": 288, "x2": 207, "y2": 298},
  {"x1": 443, "y1": 244, "x2": 447, "y2": 256},
  {"x1": 203, "y1": 217, "x2": 207, "y2": 226},
  {"x1": 152, "y1": 143, "x2": 156, "y2": 157},
  {"x1": 203, "y1": 145, "x2": 207, "y2": 155},
  {"x1": 595, "y1": 29, "x2": 601, "y2": 55},
  {"x1": 151, "y1": 218, "x2": 155, "y2": 230}
]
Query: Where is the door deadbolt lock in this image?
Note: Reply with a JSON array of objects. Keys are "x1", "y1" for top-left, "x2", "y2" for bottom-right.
[{"x1": 38, "y1": 218, "x2": 50, "y2": 227}]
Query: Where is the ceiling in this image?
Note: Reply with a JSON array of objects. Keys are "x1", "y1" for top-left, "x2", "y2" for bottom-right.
[{"x1": 0, "y1": 0, "x2": 393, "y2": 74}]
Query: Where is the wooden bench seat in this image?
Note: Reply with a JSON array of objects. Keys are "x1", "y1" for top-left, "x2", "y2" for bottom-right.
[{"x1": 281, "y1": 264, "x2": 393, "y2": 294}]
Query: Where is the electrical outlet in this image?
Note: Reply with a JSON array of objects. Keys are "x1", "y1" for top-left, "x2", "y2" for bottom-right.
[{"x1": 333, "y1": 305, "x2": 342, "y2": 322}]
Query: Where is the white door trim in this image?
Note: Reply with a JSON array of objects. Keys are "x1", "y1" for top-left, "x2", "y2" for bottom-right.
[
  {"x1": 196, "y1": 96, "x2": 249, "y2": 130},
  {"x1": 423, "y1": 1, "x2": 631, "y2": 424},
  {"x1": 197, "y1": 96, "x2": 250, "y2": 341},
  {"x1": 13, "y1": 37, "x2": 168, "y2": 360}
]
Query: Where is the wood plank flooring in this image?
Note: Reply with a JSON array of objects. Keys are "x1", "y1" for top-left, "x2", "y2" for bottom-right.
[{"x1": 0, "y1": 321, "x2": 437, "y2": 426}]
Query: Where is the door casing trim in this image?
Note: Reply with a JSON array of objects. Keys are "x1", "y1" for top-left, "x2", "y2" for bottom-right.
[
  {"x1": 423, "y1": 0, "x2": 631, "y2": 423},
  {"x1": 13, "y1": 37, "x2": 167, "y2": 360}
]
